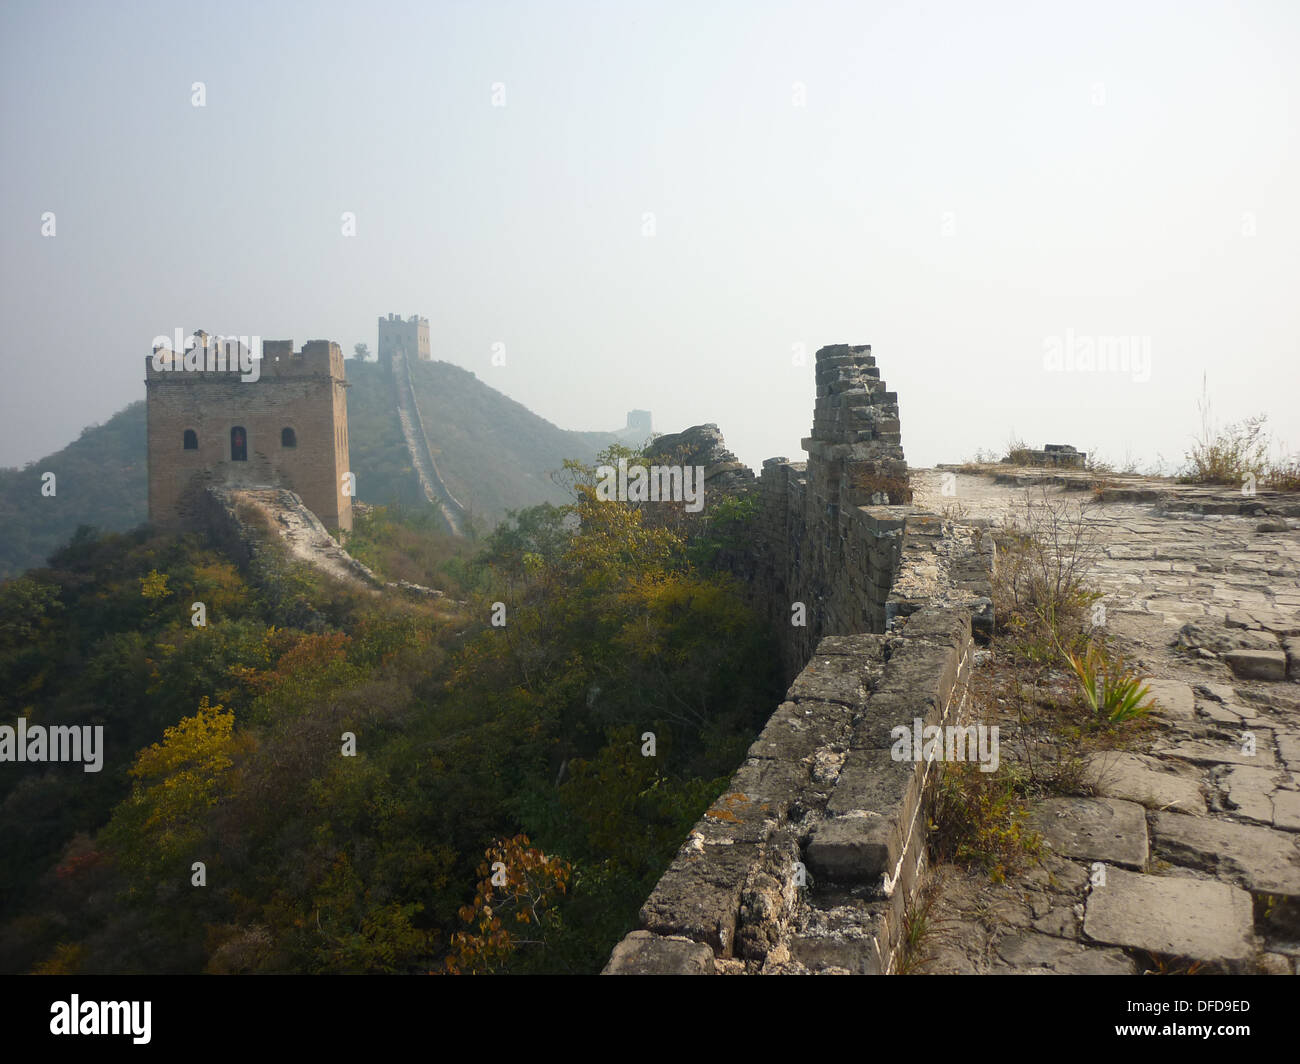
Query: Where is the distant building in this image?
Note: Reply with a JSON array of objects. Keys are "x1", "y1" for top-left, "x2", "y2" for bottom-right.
[
  {"x1": 377, "y1": 313, "x2": 431, "y2": 364},
  {"x1": 624, "y1": 409, "x2": 652, "y2": 437},
  {"x1": 145, "y1": 334, "x2": 352, "y2": 531}
]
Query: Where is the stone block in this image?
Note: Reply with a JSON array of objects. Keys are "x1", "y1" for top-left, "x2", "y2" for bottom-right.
[
  {"x1": 1029, "y1": 797, "x2": 1149, "y2": 869},
  {"x1": 639, "y1": 842, "x2": 759, "y2": 955},
  {"x1": 805, "y1": 814, "x2": 895, "y2": 885},
  {"x1": 602, "y1": 931, "x2": 715, "y2": 975},
  {"x1": 1151, "y1": 811, "x2": 1300, "y2": 895},
  {"x1": 746, "y1": 700, "x2": 853, "y2": 764},
  {"x1": 1144, "y1": 678, "x2": 1195, "y2": 721},
  {"x1": 1224, "y1": 649, "x2": 1287, "y2": 681},
  {"x1": 1083, "y1": 868, "x2": 1256, "y2": 969},
  {"x1": 1083, "y1": 752, "x2": 1206, "y2": 815}
]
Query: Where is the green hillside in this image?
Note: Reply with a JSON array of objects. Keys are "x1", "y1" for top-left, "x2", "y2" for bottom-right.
[
  {"x1": 0, "y1": 403, "x2": 148, "y2": 578},
  {"x1": 0, "y1": 361, "x2": 619, "y2": 576},
  {"x1": 352, "y1": 359, "x2": 617, "y2": 529}
]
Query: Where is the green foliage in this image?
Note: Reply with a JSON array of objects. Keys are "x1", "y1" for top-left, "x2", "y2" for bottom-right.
[
  {"x1": 1, "y1": 447, "x2": 781, "y2": 975},
  {"x1": 685, "y1": 492, "x2": 760, "y2": 568},
  {"x1": 102, "y1": 697, "x2": 249, "y2": 889},
  {"x1": 345, "y1": 503, "x2": 479, "y2": 592}
]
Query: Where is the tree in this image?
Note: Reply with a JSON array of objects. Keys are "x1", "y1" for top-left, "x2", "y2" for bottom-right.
[
  {"x1": 353, "y1": 343, "x2": 370, "y2": 362},
  {"x1": 441, "y1": 835, "x2": 570, "y2": 974},
  {"x1": 102, "y1": 696, "x2": 250, "y2": 889}
]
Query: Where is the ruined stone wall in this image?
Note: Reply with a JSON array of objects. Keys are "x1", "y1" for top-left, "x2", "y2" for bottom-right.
[
  {"x1": 604, "y1": 608, "x2": 974, "y2": 974},
  {"x1": 606, "y1": 344, "x2": 995, "y2": 974},
  {"x1": 146, "y1": 339, "x2": 352, "y2": 532},
  {"x1": 747, "y1": 345, "x2": 913, "y2": 680}
]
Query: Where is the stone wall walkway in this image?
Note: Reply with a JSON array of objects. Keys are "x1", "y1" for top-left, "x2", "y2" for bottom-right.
[
  {"x1": 390, "y1": 351, "x2": 467, "y2": 536},
  {"x1": 908, "y1": 469, "x2": 1300, "y2": 974}
]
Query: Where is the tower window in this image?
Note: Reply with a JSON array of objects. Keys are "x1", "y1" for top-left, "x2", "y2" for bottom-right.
[
  {"x1": 281, "y1": 427, "x2": 297, "y2": 448},
  {"x1": 231, "y1": 426, "x2": 247, "y2": 462},
  {"x1": 183, "y1": 429, "x2": 198, "y2": 450}
]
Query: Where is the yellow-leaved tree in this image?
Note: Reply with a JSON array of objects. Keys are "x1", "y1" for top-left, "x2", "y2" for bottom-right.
[{"x1": 103, "y1": 696, "x2": 251, "y2": 893}]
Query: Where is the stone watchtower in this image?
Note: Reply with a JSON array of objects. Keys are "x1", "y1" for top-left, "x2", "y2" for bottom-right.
[
  {"x1": 145, "y1": 335, "x2": 353, "y2": 531},
  {"x1": 377, "y1": 313, "x2": 430, "y2": 364}
]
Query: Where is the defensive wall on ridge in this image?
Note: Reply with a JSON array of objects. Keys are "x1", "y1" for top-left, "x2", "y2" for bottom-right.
[{"x1": 606, "y1": 344, "x2": 995, "y2": 974}]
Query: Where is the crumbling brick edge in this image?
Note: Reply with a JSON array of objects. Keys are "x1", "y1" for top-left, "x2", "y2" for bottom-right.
[{"x1": 603, "y1": 605, "x2": 975, "y2": 975}]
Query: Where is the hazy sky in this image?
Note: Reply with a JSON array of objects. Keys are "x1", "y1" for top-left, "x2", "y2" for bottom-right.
[{"x1": 3, "y1": 0, "x2": 1298, "y2": 473}]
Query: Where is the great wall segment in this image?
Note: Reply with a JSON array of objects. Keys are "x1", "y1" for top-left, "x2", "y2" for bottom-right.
[
  {"x1": 379, "y1": 313, "x2": 469, "y2": 536},
  {"x1": 605, "y1": 343, "x2": 1300, "y2": 975},
  {"x1": 388, "y1": 348, "x2": 468, "y2": 536},
  {"x1": 605, "y1": 343, "x2": 996, "y2": 973}
]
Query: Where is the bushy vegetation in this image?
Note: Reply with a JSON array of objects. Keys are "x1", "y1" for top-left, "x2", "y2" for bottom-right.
[
  {"x1": 989, "y1": 491, "x2": 1102, "y2": 662},
  {"x1": 0, "y1": 403, "x2": 148, "y2": 578},
  {"x1": 1178, "y1": 374, "x2": 1299, "y2": 491},
  {"x1": 929, "y1": 762, "x2": 1041, "y2": 884},
  {"x1": 0, "y1": 446, "x2": 780, "y2": 974}
]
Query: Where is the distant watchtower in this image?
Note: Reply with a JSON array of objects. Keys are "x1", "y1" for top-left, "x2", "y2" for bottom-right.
[
  {"x1": 377, "y1": 313, "x2": 431, "y2": 364},
  {"x1": 145, "y1": 334, "x2": 352, "y2": 531}
]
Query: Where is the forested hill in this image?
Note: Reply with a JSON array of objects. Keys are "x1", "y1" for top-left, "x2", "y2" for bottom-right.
[
  {"x1": 352, "y1": 358, "x2": 617, "y2": 530},
  {"x1": 0, "y1": 402, "x2": 149, "y2": 580},
  {"x1": 0, "y1": 360, "x2": 619, "y2": 577}
]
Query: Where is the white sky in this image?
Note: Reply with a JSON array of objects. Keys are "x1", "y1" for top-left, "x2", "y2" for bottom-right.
[{"x1": 3, "y1": 0, "x2": 1297, "y2": 473}]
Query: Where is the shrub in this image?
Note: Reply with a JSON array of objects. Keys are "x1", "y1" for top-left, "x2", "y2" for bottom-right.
[
  {"x1": 1264, "y1": 454, "x2": 1300, "y2": 493},
  {"x1": 929, "y1": 762, "x2": 1041, "y2": 884},
  {"x1": 992, "y1": 490, "x2": 1102, "y2": 658},
  {"x1": 1179, "y1": 374, "x2": 1268, "y2": 485}
]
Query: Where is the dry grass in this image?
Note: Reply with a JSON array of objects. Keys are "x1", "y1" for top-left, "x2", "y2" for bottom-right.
[
  {"x1": 992, "y1": 489, "x2": 1103, "y2": 660},
  {"x1": 1264, "y1": 455, "x2": 1300, "y2": 493},
  {"x1": 850, "y1": 470, "x2": 912, "y2": 505}
]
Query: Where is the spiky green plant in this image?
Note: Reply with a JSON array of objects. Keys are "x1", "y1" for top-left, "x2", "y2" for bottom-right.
[{"x1": 1064, "y1": 642, "x2": 1155, "y2": 724}]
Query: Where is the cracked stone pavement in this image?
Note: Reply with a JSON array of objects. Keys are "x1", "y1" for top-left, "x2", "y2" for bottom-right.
[{"x1": 906, "y1": 469, "x2": 1300, "y2": 974}]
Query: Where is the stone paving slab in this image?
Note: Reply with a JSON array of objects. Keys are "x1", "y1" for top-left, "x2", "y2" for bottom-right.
[
  {"x1": 1274, "y1": 790, "x2": 1300, "y2": 832},
  {"x1": 1030, "y1": 797, "x2": 1149, "y2": 869},
  {"x1": 1156, "y1": 736, "x2": 1277, "y2": 769},
  {"x1": 1225, "y1": 650, "x2": 1289, "y2": 681},
  {"x1": 995, "y1": 930, "x2": 1135, "y2": 974},
  {"x1": 1145, "y1": 678, "x2": 1196, "y2": 720},
  {"x1": 1083, "y1": 868, "x2": 1256, "y2": 969},
  {"x1": 1151, "y1": 811, "x2": 1300, "y2": 896},
  {"x1": 1084, "y1": 752, "x2": 1206, "y2": 815},
  {"x1": 1218, "y1": 765, "x2": 1290, "y2": 825},
  {"x1": 910, "y1": 469, "x2": 1300, "y2": 972}
]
